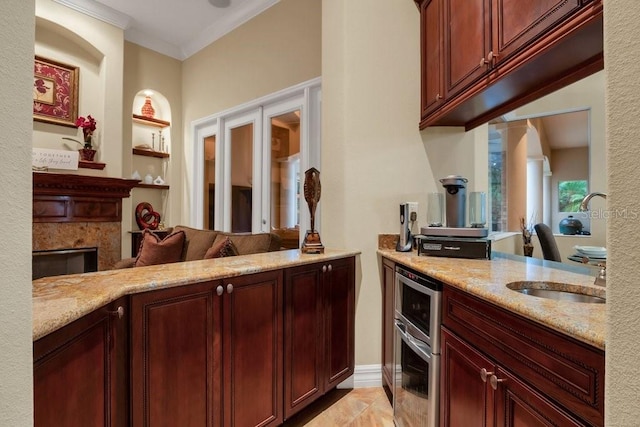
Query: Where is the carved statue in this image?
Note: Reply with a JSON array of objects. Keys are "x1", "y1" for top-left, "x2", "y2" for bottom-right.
[{"x1": 301, "y1": 167, "x2": 324, "y2": 254}]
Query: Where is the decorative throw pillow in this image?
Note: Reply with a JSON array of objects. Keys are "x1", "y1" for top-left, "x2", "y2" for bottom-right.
[
  {"x1": 134, "y1": 229, "x2": 186, "y2": 267},
  {"x1": 204, "y1": 237, "x2": 239, "y2": 259}
]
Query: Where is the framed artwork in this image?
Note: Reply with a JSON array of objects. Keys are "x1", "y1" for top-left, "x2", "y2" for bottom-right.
[{"x1": 33, "y1": 56, "x2": 79, "y2": 127}]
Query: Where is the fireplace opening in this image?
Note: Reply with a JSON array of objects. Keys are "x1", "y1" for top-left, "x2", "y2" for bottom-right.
[{"x1": 32, "y1": 247, "x2": 98, "y2": 280}]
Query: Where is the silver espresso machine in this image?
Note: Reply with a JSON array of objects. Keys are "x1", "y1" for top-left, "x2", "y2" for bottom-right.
[{"x1": 418, "y1": 175, "x2": 490, "y2": 259}]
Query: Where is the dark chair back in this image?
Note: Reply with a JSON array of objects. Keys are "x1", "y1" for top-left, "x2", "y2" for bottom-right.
[{"x1": 534, "y1": 223, "x2": 562, "y2": 262}]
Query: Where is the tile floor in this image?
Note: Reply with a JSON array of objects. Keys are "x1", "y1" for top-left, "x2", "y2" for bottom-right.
[{"x1": 282, "y1": 387, "x2": 394, "y2": 426}]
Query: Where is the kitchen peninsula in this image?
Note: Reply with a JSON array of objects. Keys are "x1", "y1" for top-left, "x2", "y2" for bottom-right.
[
  {"x1": 33, "y1": 249, "x2": 358, "y2": 427},
  {"x1": 380, "y1": 248, "x2": 605, "y2": 426}
]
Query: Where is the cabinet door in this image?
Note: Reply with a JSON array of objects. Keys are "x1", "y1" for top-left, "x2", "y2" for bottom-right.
[
  {"x1": 441, "y1": 328, "x2": 495, "y2": 427},
  {"x1": 492, "y1": 0, "x2": 581, "y2": 65},
  {"x1": 443, "y1": 0, "x2": 492, "y2": 98},
  {"x1": 34, "y1": 298, "x2": 128, "y2": 427},
  {"x1": 494, "y1": 367, "x2": 588, "y2": 427},
  {"x1": 381, "y1": 257, "x2": 395, "y2": 394},
  {"x1": 421, "y1": 0, "x2": 444, "y2": 116},
  {"x1": 323, "y1": 257, "x2": 355, "y2": 390},
  {"x1": 222, "y1": 270, "x2": 283, "y2": 427},
  {"x1": 284, "y1": 262, "x2": 324, "y2": 418},
  {"x1": 130, "y1": 281, "x2": 220, "y2": 427}
]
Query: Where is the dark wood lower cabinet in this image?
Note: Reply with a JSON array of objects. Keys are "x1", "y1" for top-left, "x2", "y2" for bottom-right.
[
  {"x1": 222, "y1": 271, "x2": 283, "y2": 427},
  {"x1": 130, "y1": 281, "x2": 220, "y2": 427},
  {"x1": 33, "y1": 256, "x2": 355, "y2": 427},
  {"x1": 284, "y1": 257, "x2": 355, "y2": 419},
  {"x1": 130, "y1": 271, "x2": 283, "y2": 427},
  {"x1": 441, "y1": 286, "x2": 604, "y2": 427},
  {"x1": 380, "y1": 257, "x2": 395, "y2": 395},
  {"x1": 33, "y1": 297, "x2": 128, "y2": 427}
]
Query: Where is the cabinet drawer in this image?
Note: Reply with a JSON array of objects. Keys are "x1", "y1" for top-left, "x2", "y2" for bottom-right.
[{"x1": 442, "y1": 286, "x2": 604, "y2": 426}]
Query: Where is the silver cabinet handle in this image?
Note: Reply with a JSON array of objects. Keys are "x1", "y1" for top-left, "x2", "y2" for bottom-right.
[
  {"x1": 109, "y1": 306, "x2": 124, "y2": 319},
  {"x1": 490, "y1": 374, "x2": 506, "y2": 390},
  {"x1": 216, "y1": 285, "x2": 224, "y2": 296},
  {"x1": 328, "y1": 264, "x2": 332, "y2": 272},
  {"x1": 435, "y1": 93, "x2": 442, "y2": 101},
  {"x1": 322, "y1": 265, "x2": 327, "y2": 273},
  {"x1": 227, "y1": 284, "x2": 234, "y2": 294},
  {"x1": 480, "y1": 368, "x2": 494, "y2": 383}
]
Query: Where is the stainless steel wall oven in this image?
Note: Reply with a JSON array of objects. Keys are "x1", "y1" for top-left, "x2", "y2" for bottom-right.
[{"x1": 393, "y1": 265, "x2": 442, "y2": 427}]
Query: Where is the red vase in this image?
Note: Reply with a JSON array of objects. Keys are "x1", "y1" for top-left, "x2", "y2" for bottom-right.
[
  {"x1": 79, "y1": 148, "x2": 96, "y2": 162},
  {"x1": 141, "y1": 96, "x2": 155, "y2": 118}
]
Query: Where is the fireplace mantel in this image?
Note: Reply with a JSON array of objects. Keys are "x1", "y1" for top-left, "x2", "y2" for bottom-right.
[
  {"x1": 32, "y1": 173, "x2": 139, "y2": 271},
  {"x1": 33, "y1": 172, "x2": 139, "y2": 200},
  {"x1": 33, "y1": 172, "x2": 139, "y2": 223}
]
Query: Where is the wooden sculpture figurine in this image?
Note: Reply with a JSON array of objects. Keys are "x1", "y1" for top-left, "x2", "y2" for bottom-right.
[{"x1": 301, "y1": 167, "x2": 325, "y2": 254}]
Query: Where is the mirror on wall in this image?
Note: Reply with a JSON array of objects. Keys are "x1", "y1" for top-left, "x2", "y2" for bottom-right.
[{"x1": 486, "y1": 70, "x2": 605, "y2": 249}]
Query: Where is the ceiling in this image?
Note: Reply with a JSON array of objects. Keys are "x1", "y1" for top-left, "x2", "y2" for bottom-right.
[
  {"x1": 53, "y1": 0, "x2": 280, "y2": 60},
  {"x1": 538, "y1": 110, "x2": 589, "y2": 150}
]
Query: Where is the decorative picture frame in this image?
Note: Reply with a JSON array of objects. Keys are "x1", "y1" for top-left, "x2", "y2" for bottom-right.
[{"x1": 33, "y1": 56, "x2": 79, "y2": 127}]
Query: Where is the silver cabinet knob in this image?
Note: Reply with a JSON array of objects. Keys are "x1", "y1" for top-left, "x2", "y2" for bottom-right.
[
  {"x1": 480, "y1": 368, "x2": 494, "y2": 383},
  {"x1": 227, "y1": 284, "x2": 234, "y2": 294},
  {"x1": 322, "y1": 265, "x2": 327, "y2": 273},
  {"x1": 490, "y1": 374, "x2": 506, "y2": 390},
  {"x1": 216, "y1": 285, "x2": 224, "y2": 296},
  {"x1": 109, "y1": 306, "x2": 124, "y2": 319},
  {"x1": 328, "y1": 264, "x2": 332, "y2": 272},
  {"x1": 435, "y1": 93, "x2": 442, "y2": 101}
]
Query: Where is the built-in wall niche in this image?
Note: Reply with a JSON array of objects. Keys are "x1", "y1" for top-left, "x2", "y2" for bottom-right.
[{"x1": 130, "y1": 90, "x2": 172, "y2": 231}]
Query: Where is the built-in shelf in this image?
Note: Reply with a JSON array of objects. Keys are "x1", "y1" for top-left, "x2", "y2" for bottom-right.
[
  {"x1": 134, "y1": 183, "x2": 170, "y2": 190},
  {"x1": 78, "y1": 160, "x2": 106, "y2": 170},
  {"x1": 132, "y1": 114, "x2": 170, "y2": 128},
  {"x1": 132, "y1": 148, "x2": 170, "y2": 159}
]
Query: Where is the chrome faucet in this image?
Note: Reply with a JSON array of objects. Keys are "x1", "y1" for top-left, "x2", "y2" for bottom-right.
[{"x1": 579, "y1": 192, "x2": 607, "y2": 211}]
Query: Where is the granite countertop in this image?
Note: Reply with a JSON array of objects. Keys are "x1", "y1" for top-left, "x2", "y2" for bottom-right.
[
  {"x1": 32, "y1": 249, "x2": 359, "y2": 341},
  {"x1": 378, "y1": 249, "x2": 605, "y2": 350}
]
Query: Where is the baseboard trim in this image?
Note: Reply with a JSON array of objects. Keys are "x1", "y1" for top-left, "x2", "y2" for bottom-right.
[{"x1": 337, "y1": 364, "x2": 382, "y2": 389}]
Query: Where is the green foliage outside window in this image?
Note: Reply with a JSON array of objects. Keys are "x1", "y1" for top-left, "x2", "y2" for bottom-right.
[{"x1": 558, "y1": 180, "x2": 587, "y2": 212}]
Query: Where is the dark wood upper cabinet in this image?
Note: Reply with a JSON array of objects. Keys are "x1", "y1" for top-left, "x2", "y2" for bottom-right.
[{"x1": 417, "y1": 0, "x2": 603, "y2": 130}]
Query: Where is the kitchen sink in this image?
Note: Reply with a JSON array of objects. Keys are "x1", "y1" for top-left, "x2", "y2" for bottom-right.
[{"x1": 506, "y1": 281, "x2": 605, "y2": 304}]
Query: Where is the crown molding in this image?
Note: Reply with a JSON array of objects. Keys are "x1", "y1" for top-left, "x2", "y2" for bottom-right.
[
  {"x1": 53, "y1": 0, "x2": 131, "y2": 29},
  {"x1": 53, "y1": 0, "x2": 280, "y2": 61}
]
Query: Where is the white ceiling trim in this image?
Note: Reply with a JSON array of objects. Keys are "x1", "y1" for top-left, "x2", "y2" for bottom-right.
[
  {"x1": 53, "y1": 0, "x2": 281, "y2": 61},
  {"x1": 53, "y1": 0, "x2": 131, "y2": 29},
  {"x1": 181, "y1": 0, "x2": 280, "y2": 59}
]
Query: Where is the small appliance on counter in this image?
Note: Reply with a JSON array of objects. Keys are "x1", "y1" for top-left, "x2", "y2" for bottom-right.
[
  {"x1": 418, "y1": 175, "x2": 491, "y2": 259},
  {"x1": 396, "y1": 203, "x2": 412, "y2": 252}
]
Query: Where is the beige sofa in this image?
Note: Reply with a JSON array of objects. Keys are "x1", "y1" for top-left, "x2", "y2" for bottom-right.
[{"x1": 114, "y1": 225, "x2": 282, "y2": 269}]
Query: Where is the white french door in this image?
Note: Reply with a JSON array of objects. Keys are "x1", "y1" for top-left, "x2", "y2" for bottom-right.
[{"x1": 191, "y1": 78, "x2": 321, "y2": 243}]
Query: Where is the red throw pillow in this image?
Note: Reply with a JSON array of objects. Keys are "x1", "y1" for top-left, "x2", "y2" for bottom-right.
[
  {"x1": 134, "y1": 229, "x2": 186, "y2": 267},
  {"x1": 204, "y1": 237, "x2": 239, "y2": 259}
]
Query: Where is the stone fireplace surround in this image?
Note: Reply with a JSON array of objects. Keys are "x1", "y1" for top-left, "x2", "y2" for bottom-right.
[{"x1": 32, "y1": 173, "x2": 139, "y2": 271}]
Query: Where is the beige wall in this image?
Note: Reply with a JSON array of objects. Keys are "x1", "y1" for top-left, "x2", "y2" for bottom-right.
[
  {"x1": 323, "y1": 0, "x2": 428, "y2": 366},
  {"x1": 181, "y1": 0, "x2": 321, "y2": 226},
  {"x1": 34, "y1": 0, "x2": 124, "y2": 178},
  {"x1": 605, "y1": 1, "x2": 640, "y2": 422},
  {"x1": 122, "y1": 42, "x2": 182, "y2": 254},
  {"x1": 1, "y1": 1, "x2": 34, "y2": 425}
]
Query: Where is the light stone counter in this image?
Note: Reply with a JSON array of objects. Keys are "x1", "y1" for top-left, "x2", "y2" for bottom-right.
[
  {"x1": 378, "y1": 249, "x2": 605, "y2": 350},
  {"x1": 33, "y1": 249, "x2": 359, "y2": 341}
]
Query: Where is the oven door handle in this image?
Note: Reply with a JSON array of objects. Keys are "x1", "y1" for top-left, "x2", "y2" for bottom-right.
[{"x1": 395, "y1": 320, "x2": 432, "y2": 363}]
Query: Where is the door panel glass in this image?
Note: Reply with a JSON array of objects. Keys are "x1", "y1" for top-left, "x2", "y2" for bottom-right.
[
  {"x1": 270, "y1": 111, "x2": 301, "y2": 248},
  {"x1": 204, "y1": 135, "x2": 216, "y2": 230},
  {"x1": 230, "y1": 124, "x2": 253, "y2": 233}
]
